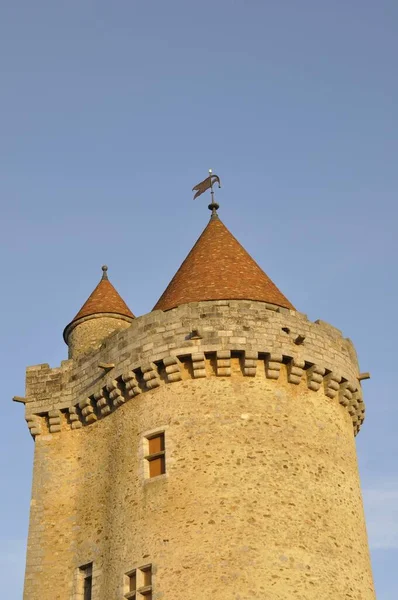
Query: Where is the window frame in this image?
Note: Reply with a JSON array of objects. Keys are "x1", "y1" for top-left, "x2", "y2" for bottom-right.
[
  {"x1": 144, "y1": 431, "x2": 166, "y2": 479},
  {"x1": 124, "y1": 564, "x2": 152, "y2": 599}
]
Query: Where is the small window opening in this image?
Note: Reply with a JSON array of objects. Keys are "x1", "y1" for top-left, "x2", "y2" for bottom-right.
[
  {"x1": 84, "y1": 576, "x2": 92, "y2": 600},
  {"x1": 125, "y1": 564, "x2": 152, "y2": 599},
  {"x1": 78, "y1": 563, "x2": 93, "y2": 600},
  {"x1": 145, "y1": 432, "x2": 165, "y2": 478}
]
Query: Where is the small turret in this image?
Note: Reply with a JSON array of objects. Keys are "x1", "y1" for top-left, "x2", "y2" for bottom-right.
[{"x1": 63, "y1": 265, "x2": 134, "y2": 358}]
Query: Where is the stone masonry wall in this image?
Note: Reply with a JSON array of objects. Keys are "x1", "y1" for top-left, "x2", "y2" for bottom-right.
[
  {"x1": 65, "y1": 313, "x2": 133, "y2": 358},
  {"x1": 23, "y1": 366, "x2": 375, "y2": 599},
  {"x1": 22, "y1": 300, "x2": 375, "y2": 599}
]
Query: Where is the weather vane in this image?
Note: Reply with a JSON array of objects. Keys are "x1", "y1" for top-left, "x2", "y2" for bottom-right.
[{"x1": 192, "y1": 169, "x2": 221, "y2": 218}]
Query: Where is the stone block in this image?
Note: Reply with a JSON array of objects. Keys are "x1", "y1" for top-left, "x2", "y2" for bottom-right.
[{"x1": 49, "y1": 424, "x2": 61, "y2": 433}]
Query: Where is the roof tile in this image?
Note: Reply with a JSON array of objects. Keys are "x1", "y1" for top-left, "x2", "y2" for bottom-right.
[
  {"x1": 153, "y1": 216, "x2": 294, "y2": 312},
  {"x1": 68, "y1": 267, "x2": 134, "y2": 325}
]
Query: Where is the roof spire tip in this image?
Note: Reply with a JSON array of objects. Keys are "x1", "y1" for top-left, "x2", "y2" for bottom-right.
[
  {"x1": 101, "y1": 265, "x2": 109, "y2": 280},
  {"x1": 208, "y1": 201, "x2": 220, "y2": 219}
]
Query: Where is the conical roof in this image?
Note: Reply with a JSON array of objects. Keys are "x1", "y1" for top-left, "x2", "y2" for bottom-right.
[
  {"x1": 63, "y1": 266, "x2": 134, "y2": 340},
  {"x1": 153, "y1": 215, "x2": 294, "y2": 312}
]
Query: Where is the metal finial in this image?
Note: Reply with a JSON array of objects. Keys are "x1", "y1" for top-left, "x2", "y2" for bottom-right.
[
  {"x1": 208, "y1": 169, "x2": 220, "y2": 219},
  {"x1": 208, "y1": 200, "x2": 220, "y2": 219},
  {"x1": 101, "y1": 265, "x2": 109, "y2": 280}
]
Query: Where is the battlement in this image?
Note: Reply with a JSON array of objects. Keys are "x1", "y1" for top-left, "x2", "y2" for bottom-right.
[{"x1": 21, "y1": 300, "x2": 365, "y2": 438}]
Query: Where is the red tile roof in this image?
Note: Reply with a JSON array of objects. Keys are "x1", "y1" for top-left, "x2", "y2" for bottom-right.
[
  {"x1": 153, "y1": 216, "x2": 294, "y2": 312},
  {"x1": 68, "y1": 266, "x2": 134, "y2": 325}
]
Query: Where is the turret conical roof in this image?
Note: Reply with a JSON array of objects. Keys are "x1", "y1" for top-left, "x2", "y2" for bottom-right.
[
  {"x1": 153, "y1": 216, "x2": 294, "y2": 312},
  {"x1": 63, "y1": 266, "x2": 134, "y2": 341}
]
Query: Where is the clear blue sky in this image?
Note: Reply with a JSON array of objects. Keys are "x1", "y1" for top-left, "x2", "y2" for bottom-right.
[{"x1": 1, "y1": 1, "x2": 397, "y2": 597}]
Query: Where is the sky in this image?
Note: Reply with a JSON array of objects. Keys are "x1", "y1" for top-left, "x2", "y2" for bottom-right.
[{"x1": 0, "y1": 1, "x2": 397, "y2": 597}]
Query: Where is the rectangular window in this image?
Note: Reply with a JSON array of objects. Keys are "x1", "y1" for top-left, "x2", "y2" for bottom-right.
[
  {"x1": 125, "y1": 564, "x2": 152, "y2": 599},
  {"x1": 78, "y1": 563, "x2": 92, "y2": 600},
  {"x1": 145, "y1": 432, "x2": 165, "y2": 478}
]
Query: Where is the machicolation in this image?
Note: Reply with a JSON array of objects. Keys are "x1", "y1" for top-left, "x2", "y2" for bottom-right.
[{"x1": 24, "y1": 300, "x2": 365, "y2": 438}]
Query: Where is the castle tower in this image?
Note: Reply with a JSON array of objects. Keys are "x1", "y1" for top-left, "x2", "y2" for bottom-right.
[
  {"x1": 19, "y1": 203, "x2": 375, "y2": 599},
  {"x1": 63, "y1": 265, "x2": 135, "y2": 358}
]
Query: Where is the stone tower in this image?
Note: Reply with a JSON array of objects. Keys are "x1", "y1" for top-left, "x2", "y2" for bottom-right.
[{"x1": 19, "y1": 206, "x2": 376, "y2": 599}]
